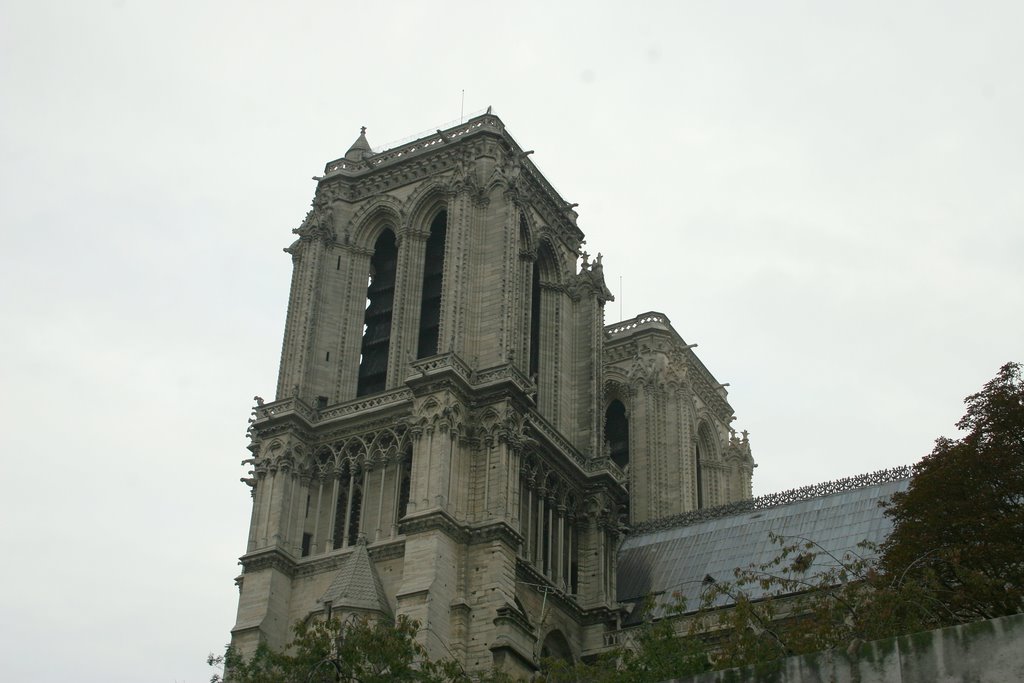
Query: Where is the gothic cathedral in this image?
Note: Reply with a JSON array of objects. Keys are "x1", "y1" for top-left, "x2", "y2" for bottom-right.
[{"x1": 231, "y1": 113, "x2": 755, "y2": 675}]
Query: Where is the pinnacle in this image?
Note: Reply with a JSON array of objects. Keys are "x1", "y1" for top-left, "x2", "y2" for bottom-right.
[{"x1": 345, "y1": 126, "x2": 373, "y2": 161}]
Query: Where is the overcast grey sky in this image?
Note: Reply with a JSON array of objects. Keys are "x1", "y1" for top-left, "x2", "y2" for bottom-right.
[{"x1": 1, "y1": 1, "x2": 1021, "y2": 681}]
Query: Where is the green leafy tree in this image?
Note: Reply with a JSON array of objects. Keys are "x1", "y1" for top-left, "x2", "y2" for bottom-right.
[
  {"x1": 209, "y1": 614, "x2": 511, "y2": 683},
  {"x1": 689, "y1": 362, "x2": 1024, "y2": 670},
  {"x1": 881, "y1": 362, "x2": 1024, "y2": 621},
  {"x1": 688, "y1": 534, "x2": 940, "y2": 671}
]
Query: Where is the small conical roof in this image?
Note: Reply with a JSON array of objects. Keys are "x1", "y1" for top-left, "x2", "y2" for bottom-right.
[
  {"x1": 318, "y1": 537, "x2": 391, "y2": 616},
  {"x1": 344, "y1": 126, "x2": 373, "y2": 161}
]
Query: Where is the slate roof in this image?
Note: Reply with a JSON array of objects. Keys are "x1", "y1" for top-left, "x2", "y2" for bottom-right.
[
  {"x1": 319, "y1": 538, "x2": 392, "y2": 616},
  {"x1": 618, "y1": 468, "x2": 911, "y2": 620}
]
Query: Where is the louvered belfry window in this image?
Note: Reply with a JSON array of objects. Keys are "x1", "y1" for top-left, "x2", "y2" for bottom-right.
[
  {"x1": 416, "y1": 211, "x2": 447, "y2": 358},
  {"x1": 357, "y1": 230, "x2": 398, "y2": 396}
]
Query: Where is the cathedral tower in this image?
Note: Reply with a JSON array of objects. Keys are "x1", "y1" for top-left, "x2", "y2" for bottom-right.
[{"x1": 231, "y1": 113, "x2": 753, "y2": 675}]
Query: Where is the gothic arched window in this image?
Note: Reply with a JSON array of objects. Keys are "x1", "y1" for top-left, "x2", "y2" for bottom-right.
[
  {"x1": 357, "y1": 230, "x2": 397, "y2": 396},
  {"x1": 530, "y1": 241, "x2": 559, "y2": 399},
  {"x1": 605, "y1": 400, "x2": 629, "y2": 469},
  {"x1": 529, "y1": 257, "x2": 541, "y2": 381},
  {"x1": 696, "y1": 423, "x2": 715, "y2": 509},
  {"x1": 332, "y1": 464, "x2": 363, "y2": 549},
  {"x1": 396, "y1": 450, "x2": 412, "y2": 526},
  {"x1": 416, "y1": 211, "x2": 447, "y2": 358},
  {"x1": 695, "y1": 440, "x2": 704, "y2": 509}
]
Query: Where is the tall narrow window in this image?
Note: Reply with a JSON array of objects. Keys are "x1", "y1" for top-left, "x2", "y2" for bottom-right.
[
  {"x1": 332, "y1": 471, "x2": 350, "y2": 549},
  {"x1": 605, "y1": 400, "x2": 629, "y2": 469},
  {"x1": 332, "y1": 467, "x2": 363, "y2": 549},
  {"x1": 357, "y1": 230, "x2": 397, "y2": 396},
  {"x1": 695, "y1": 441, "x2": 704, "y2": 509},
  {"x1": 696, "y1": 424, "x2": 715, "y2": 510},
  {"x1": 417, "y1": 211, "x2": 447, "y2": 358},
  {"x1": 570, "y1": 532, "x2": 579, "y2": 594},
  {"x1": 542, "y1": 498, "x2": 551, "y2": 574},
  {"x1": 347, "y1": 483, "x2": 362, "y2": 542},
  {"x1": 396, "y1": 451, "x2": 411, "y2": 524},
  {"x1": 529, "y1": 263, "x2": 540, "y2": 380}
]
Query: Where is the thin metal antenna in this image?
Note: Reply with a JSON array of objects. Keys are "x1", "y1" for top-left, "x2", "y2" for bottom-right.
[
  {"x1": 619, "y1": 275, "x2": 623, "y2": 321},
  {"x1": 460, "y1": 89, "x2": 465, "y2": 122}
]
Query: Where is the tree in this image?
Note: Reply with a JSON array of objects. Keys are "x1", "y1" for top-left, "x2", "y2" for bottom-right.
[
  {"x1": 209, "y1": 614, "x2": 511, "y2": 683},
  {"x1": 881, "y1": 362, "x2": 1024, "y2": 621},
  {"x1": 686, "y1": 533, "x2": 940, "y2": 672},
  {"x1": 696, "y1": 363, "x2": 1024, "y2": 670},
  {"x1": 539, "y1": 532, "x2": 932, "y2": 680}
]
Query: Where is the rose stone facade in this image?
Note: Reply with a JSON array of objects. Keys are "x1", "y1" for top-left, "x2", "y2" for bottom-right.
[{"x1": 230, "y1": 113, "x2": 755, "y2": 676}]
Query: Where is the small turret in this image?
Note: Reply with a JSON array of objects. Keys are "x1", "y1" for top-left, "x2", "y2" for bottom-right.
[{"x1": 344, "y1": 126, "x2": 373, "y2": 161}]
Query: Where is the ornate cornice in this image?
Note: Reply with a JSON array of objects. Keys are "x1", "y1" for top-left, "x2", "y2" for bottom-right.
[
  {"x1": 293, "y1": 538, "x2": 407, "y2": 578},
  {"x1": 316, "y1": 114, "x2": 583, "y2": 250},
  {"x1": 251, "y1": 390, "x2": 414, "y2": 439},
  {"x1": 467, "y1": 520, "x2": 523, "y2": 548},
  {"x1": 399, "y1": 509, "x2": 469, "y2": 543},
  {"x1": 239, "y1": 547, "x2": 297, "y2": 577},
  {"x1": 397, "y1": 511, "x2": 524, "y2": 550}
]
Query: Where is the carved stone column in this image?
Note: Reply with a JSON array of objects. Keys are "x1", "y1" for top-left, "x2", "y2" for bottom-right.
[
  {"x1": 332, "y1": 247, "x2": 372, "y2": 402},
  {"x1": 324, "y1": 467, "x2": 341, "y2": 553},
  {"x1": 535, "y1": 486, "x2": 546, "y2": 566},
  {"x1": 389, "y1": 227, "x2": 429, "y2": 387}
]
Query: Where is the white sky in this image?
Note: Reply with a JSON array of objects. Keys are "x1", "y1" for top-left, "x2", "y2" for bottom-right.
[{"x1": 1, "y1": 1, "x2": 1021, "y2": 681}]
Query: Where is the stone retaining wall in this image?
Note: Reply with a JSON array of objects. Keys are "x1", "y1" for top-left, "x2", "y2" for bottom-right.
[{"x1": 667, "y1": 612, "x2": 1024, "y2": 683}]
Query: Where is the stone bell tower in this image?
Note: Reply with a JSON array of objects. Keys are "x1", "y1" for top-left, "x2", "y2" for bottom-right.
[{"x1": 232, "y1": 113, "x2": 633, "y2": 676}]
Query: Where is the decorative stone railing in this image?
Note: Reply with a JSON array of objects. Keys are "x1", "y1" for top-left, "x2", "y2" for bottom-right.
[
  {"x1": 317, "y1": 112, "x2": 575, "y2": 225},
  {"x1": 629, "y1": 466, "x2": 913, "y2": 534},
  {"x1": 253, "y1": 388, "x2": 413, "y2": 425},
  {"x1": 316, "y1": 388, "x2": 414, "y2": 420},
  {"x1": 253, "y1": 354, "x2": 624, "y2": 484},
  {"x1": 323, "y1": 115, "x2": 502, "y2": 176},
  {"x1": 367, "y1": 109, "x2": 491, "y2": 152},
  {"x1": 586, "y1": 455, "x2": 626, "y2": 479},
  {"x1": 408, "y1": 352, "x2": 475, "y2": 385},
  {"x1": 474, "y1": 363, "x2": 533, "y2": 395},
  {"x1": 408, "y1": 353, "x2": 536, "y2": 398},
  {"x1": 525, "y1": 411, "x2": 592, "y2": 474},
  {"x1": 605, "y1": 312, "x2": 670, "y2": 337},
  {"x1": 254, "y1": 397, "x2": 316, "y2": 422}
]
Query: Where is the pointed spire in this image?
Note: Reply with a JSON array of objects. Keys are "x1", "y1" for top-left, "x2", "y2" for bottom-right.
[
  {"x1": 345, "y1": 126, "x2": 373, "y2": 161},
  {"x1": 318, "y1": 539, "x2": 391, "y2": 616}
]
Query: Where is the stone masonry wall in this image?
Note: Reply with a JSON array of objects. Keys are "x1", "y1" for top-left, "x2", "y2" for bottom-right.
[{"x1": 666, "y1": 612, "x2": 1024, "y2": 683}]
